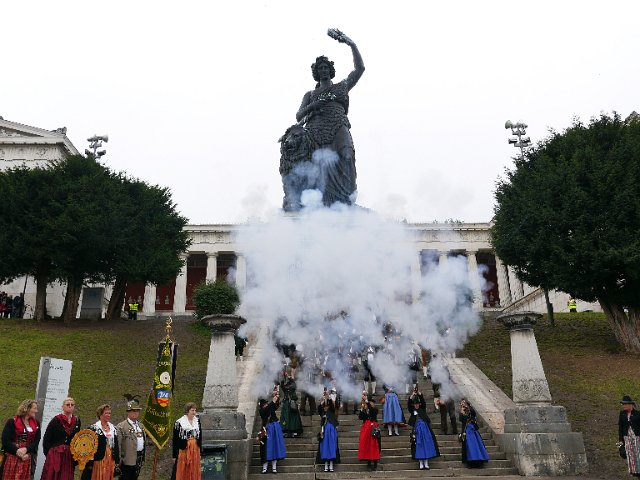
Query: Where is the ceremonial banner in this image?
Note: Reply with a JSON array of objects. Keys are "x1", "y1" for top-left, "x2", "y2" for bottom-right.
[{"x1": 142, "y1": 338, "x2": 175, "y2": 449}]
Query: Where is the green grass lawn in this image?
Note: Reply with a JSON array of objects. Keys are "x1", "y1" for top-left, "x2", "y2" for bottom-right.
[
  {"x1": 461, "y1": 312, "x2": 640, "y2": 479},
  {"x1": 0, "y1": 318, "x2": 211, "y2": 479}
]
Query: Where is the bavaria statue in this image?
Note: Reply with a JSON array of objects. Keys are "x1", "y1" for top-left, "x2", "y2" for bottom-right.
[{"x1": 279, "y1": 28, "x2": 365, "y2": 211}]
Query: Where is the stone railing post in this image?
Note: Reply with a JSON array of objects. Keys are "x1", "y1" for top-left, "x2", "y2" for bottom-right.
[
  {"x1": 497, "y1": 312, "x2": 587, "y2": 476},
  {"x1": 200, "y1": 314, "x2": 249, "y2": 479}
]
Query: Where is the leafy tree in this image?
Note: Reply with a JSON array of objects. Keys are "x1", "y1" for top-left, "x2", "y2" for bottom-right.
[
  {"x1": 192, "y1": 280, "x2": 240, "y2": 318},
  {"x1": 492, "y1": 113, "x2": 640, "y2": 352},
  {"x1": 47, "y1": 155, "x2": 126, "y2": 323},
  {"x1": 0, "y1": 166, "x2": 58, "y2": 321},
  {"x1": 0, "y1": 155, "x2": 189, "y2": 323},
  {"x1": 104, "y1": 178, "x2": 190, "y2": 321}
]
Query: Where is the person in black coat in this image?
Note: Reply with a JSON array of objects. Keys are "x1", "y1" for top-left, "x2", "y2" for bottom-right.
[
  {"x1": 357, "y1": 393, "x2": 381, "y2": 471},
  {"x1": 316, "y1": 391, "x2": 341, "y2": 472},
  {"x1": 618, "y1": 395, "x2": 640, "y2": 477},
  {"x1": 407, "y1": 386, "x2": 439, "y2": 470}
]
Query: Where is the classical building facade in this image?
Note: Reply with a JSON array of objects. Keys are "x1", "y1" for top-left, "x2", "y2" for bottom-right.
[
  {"x1": 0, "y1": 118, "x2": 600, "y2": 318},
  {"x1": 0, "y1": 117, "x2": 78, "y2": 170}
]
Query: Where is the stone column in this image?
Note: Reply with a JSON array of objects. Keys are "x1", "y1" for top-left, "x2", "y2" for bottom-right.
[
  {"x1": 173, "y1": 254, "x2": 188, "y2": 314},
  {"x1": 411, "y1": 251, "x2": 422, "y2": 303},
  {"x1": 466, "y1": 250, "x2": 483, "y2": 308},
  {"x1": 495, "y1": 256, "x2": 512, "y2": 308},
  {"x1": 235, "y1": 254, "x2": 247, "y2": 289},
  {"x1": 497, "y1": 312, "x2": 587, "y2": 475},
  {"x1": 508, "y1": 266, "x2": 524, "y2": 300},
  {"x1": 438, "y1": 251, "x2": 448, "y2": 267},
  {"x1": 143, "y1": 284, "x2": 156, "y2": 315},
  {"x1": 206, "y1": 252, "x2": 218, "y2": 283}
]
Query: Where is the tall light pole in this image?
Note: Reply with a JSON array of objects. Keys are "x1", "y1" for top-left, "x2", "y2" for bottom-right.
[
  {"x1": 85, "y1": 134, "x2": 109, "y2": 159},
  {"x1": 504, "y1": 120, "x2": 555, "y2": 325}
]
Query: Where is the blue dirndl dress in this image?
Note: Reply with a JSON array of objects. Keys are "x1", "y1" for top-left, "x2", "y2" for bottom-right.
[
  {"x1": 414, "y1": 418, "x2": 439, "y2": 459},
  {"x1": 266, "y1": 420, "x2": 287, "y2": 461},
  {"x1": 383, "y1": 392, "x2": 405, "y2": 424},
  {"x1": 319, "y1": 422, "x2": 338, "y2": 460},
  {"x1": 462, "y1": 423, "x2": 489, "y2": 464}
]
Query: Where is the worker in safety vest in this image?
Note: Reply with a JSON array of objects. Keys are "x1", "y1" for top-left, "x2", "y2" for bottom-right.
[
  {"x1": 568, "y1": 298, "x2": 577, "y2": 313},
  {"x1": 128, "y1": 300, "x2": 139, "y2": 320}
]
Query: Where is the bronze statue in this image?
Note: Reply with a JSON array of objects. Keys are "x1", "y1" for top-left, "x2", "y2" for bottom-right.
[{"x1": 280, "y1": 29, "x2": 365, "y2": 211}]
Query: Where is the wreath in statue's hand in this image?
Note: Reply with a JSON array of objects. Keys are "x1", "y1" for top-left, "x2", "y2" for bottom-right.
[{"x1": 327, "y1": 28, "x2": 353, "y2": 46}]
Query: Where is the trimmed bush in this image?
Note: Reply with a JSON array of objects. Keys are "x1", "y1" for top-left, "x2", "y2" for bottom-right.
[{"x1": 192, "y1": 280, "x2": 239, "y2": 318}]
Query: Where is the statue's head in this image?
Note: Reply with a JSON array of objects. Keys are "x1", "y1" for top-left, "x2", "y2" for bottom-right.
[{"x1": 311, "y1": 56, "x2": 336, "y2": 81}]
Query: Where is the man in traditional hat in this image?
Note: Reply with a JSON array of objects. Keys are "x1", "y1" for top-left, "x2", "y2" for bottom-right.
[
  {"x1": 116, "y1": 398, "x2": 146, "y2": 480},
  {"x1": 618, "y1": 395, "x2": 640, "y2": 477}
]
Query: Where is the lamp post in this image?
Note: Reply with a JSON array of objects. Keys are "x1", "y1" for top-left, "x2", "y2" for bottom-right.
[
  {"x1": 85, "y1": 134, "x2": 109, "y2": 159},
  {"x1": 503, "y1": 120, "x2": 555, "y2": 325}
]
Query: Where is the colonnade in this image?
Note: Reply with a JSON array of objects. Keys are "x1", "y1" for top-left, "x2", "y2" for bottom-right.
[{"x1": 138, "y1": 248, "x2": 524, "y2": 316}]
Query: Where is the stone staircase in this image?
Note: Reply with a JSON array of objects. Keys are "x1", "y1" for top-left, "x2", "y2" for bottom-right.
[{"x1": 248, "y1": 376, "x2": 518, "y2": 479}]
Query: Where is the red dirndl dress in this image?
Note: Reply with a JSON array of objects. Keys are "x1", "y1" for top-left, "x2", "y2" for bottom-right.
[{"x1": 358, "y1": 420, "x2": 381, "y2": 461}]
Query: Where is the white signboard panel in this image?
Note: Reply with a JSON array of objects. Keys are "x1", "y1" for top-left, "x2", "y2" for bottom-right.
[{"x1": 33, "y1": 357, "x2": 73, "y2": 480}]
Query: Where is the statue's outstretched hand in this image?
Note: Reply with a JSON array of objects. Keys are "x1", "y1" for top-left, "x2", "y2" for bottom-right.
[{"x1": 328, "y1": 28, "x2": 354, "y2": 46}]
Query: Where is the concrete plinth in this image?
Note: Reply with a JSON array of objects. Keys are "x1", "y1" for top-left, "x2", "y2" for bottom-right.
[
  {"x1": 497, "y1": 312, "x2": 588, "y2": 476},
  {"x1": 200, "y1": 415, "x2": 250, "y2": 480},
  {"x1": 201, "y1": 314, "x2": 249, "y2": 479}
]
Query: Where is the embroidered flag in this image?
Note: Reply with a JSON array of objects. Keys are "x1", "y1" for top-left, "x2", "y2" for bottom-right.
[{"x1": 142, "y1": 338, "x2": 176, "y2": 449}]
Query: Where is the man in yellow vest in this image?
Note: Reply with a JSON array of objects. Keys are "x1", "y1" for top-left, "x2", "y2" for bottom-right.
[
  {"x1": 568, "y1": 297, "x2": 577, "y2": 313},
  {"x1": 128, "y1": 300, "x2": 139, "y2": 320}
]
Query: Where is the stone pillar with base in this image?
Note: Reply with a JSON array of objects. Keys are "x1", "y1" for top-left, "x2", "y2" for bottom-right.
[
  {"x1": 497, "y1": 312, "x2": 588, "y2": 476},
  {"x1": 206, "y1": 252, "x2": 218, "y2": 282},
  {"x1": 466, "y1": 250, "x2": 483, "y2": 309},
  {"x1": 173, "y1": 255, "x2": 188, "y2": 314},
  {"x1": 495, "y1": 256, "x2": 511, "y2": 307},
  {"x1": 142, "y1": 284, "x2": 156, "y2": 316},
  {"x1": 200, "y1": 314, "x2": 249, "y2": 479}
]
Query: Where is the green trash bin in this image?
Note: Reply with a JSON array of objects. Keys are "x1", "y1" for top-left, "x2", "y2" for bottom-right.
[{"x1": 201, "y1": 444, "x2": 227, "y2": 480}]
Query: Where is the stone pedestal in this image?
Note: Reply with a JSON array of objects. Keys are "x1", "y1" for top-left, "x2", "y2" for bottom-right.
[
  {"x1": 200, "y1": 314, "x2": 250, "y2": 479},
  {"x1": 497, "y1": 312, "x2": 588, "y2": 476}
]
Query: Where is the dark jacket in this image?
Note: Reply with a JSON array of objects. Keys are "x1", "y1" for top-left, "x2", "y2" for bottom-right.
[
  {"x1": 2, "y1": 417, "x2": 41, "y2": 455},
  {"x1": 619, "y1": 409, "x2": 640, "y2": 442},
  {"x1": 42, "y1": 415, "x2": 81, "y2": 456},
  {"x1": 259, "y1": 400, "x2": 280, "y2": 426},
  {"x1": 80, "y1": 423, "x2": 119, "y2": 480},
  {"x1": 358, "y1": 405, "x2": 378, "y2": 423},
  {"x1": 407, "y1": 393, "x2": 429, "y2": 426}
]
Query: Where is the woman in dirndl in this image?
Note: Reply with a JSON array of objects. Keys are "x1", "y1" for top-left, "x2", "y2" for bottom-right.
[
  {"x1": 408, "y1": 385, "x2": 439, "y2": 470},
  {"x1": 259, "y1": 390, "x2": 286, "y2": 474},
  {"x1": 1, "y1": 399, "x2": 41, "y2": 480},
  {"x1": 618, "y1": 395, "x2": 640, "y2": 477},
  {"x1": 357, "y1": 392, "x2": 381, "y2": 471},
  {"x1": 41, "y1": 398, "x2": 81, "y2": 480},
  {"x1": 382, "y1": 386, "x2": 405, "y2": 436},
  {"x1": 172, "y1": 402, "x2": 202, "y2": 480},
  {"x1": 316, "y1": 389, "x2": 340, "y2": 472},
  {"x1": 81, "y1": 404, "x2": 119, "y2": 480},
  {"x1": 459, "y1": 399, "x2": 489, "y2": 468}
]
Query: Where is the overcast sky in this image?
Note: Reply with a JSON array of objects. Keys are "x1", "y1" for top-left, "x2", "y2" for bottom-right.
[{"x1": 3, "y1": 0, "x2": 639, "y2": 224}]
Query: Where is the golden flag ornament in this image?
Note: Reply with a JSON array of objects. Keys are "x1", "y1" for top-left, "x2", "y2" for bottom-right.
[{"x1": 70, "y1": 429, "x2": 99, "y2": 470}]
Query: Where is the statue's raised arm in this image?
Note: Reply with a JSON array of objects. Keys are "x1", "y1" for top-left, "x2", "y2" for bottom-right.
[
  {"x1": 282, "y1": 29, "x2": 365, "y2": 211},
  {"x1": 327, "y1": 28, "x2": 365, "y2": 90}
]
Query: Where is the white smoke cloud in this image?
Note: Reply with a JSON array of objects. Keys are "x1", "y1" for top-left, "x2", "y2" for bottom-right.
[{"x1": 235, "y1": 201, "x2": 482, "y2": 400}]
